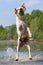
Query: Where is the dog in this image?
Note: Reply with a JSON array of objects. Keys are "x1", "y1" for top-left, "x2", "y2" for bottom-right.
[{"x1": 14, "y1": 3, "x2": 32, "y2": 61}]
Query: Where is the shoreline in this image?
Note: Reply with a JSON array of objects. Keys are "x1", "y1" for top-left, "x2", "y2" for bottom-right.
[{"x1": 0, "y1": 40, "x2": 16, "y2": 42}]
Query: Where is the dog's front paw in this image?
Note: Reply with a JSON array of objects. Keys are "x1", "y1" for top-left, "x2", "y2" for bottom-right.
[{"x1": 29, "y1": 37, "x2": 33, "y2": 41}]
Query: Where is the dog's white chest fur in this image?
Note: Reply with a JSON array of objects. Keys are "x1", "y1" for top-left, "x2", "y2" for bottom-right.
[
  {"x1": 16, "y1": 16, "x2": 23, "y2": 27},
  {"x1": 16, "y1": 15, "x2": 25, "y2": 36}
]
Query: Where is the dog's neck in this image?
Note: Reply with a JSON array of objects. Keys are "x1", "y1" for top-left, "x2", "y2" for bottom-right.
[{"x1": 16, "y1": 14, "x2": 25, "y2": 22}]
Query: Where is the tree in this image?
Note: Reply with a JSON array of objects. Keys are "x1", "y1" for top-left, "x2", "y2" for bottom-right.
[
  {"x1": 6, "y1": 25, "x2": 17, "y2": 40},
  {"x1": 25, "y1": 13, "x2": 31, "y2": 27},
  {"x1": 0, "y1": 25, "x2": 8, "y2": 40},
  {"x1": 31, "y1": 10, "x2": 43, "y2": 18}
]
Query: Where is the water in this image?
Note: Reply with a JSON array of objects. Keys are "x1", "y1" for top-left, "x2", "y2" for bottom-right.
[{"x1": 0, "y1": 48, "x2": 43, "y2": 65}]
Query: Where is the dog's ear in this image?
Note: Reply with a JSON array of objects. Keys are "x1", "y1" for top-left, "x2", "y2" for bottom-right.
[
  {"x1": 21, "y1": 3, "x2": 26, "y2": 11},
  {"x1": 14, "y1": 8, "x2": 17, "y2": 14}
]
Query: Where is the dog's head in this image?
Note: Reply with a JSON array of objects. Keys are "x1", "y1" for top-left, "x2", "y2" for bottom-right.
[{"x1": 14, "y1": 3, "x2": 26, "y2": 16}]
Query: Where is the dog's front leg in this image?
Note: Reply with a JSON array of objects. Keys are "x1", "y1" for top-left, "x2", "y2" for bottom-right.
[
  {"x1": 27, "y1": 27, "x2": 32, "y2": 38},
  {"x1": 27, "y1": 27, "x2": 33, "y2": 41},
  {"x1": 16, "y1": 36, "x2": 20, "y2": 61}
]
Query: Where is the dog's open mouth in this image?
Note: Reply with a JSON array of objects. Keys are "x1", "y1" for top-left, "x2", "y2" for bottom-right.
[{"x1": 19, "y1": 8, "x2": 24, "y2": 16}]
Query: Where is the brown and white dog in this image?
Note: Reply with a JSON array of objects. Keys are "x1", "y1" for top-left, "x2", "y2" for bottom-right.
[{"x1": 14, "y1": 3, "x2": 32, "y2": 61}]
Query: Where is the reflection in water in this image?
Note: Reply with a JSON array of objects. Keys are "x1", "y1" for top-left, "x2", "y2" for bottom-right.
[{"x1": 0, "y1": 47, "x2": 43, "y2": 65}]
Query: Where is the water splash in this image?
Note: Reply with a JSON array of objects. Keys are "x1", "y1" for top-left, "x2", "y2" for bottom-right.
[
  {"x1": 0, "y1": 49, "x2": 43, "y2": 62},
  {"x1": 6, "y1": 47, "x2": 16, "y2": 61},
  {"x1": 7, "y1": 48, "x2": 14, "y2": 57}
]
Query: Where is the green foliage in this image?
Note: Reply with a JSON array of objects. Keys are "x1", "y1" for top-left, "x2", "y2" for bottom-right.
[
  {"x1": 0, "y1": 25, "x2": 17, "y2": 40},
  {"x1": 31, "y1": 10, "x2": 43, "y2": 18},
  {"x1": 0, "y1": 25, "x2": 8, "y2": 40},
  {"x1": 6, "y1": 25, "x2": 17, "y2": 40},
  {"x1": 25, "y1": 13, "x2": 31, "y2": 26},
  {"x1": 30, "y1": 18, "x2": 39, "y2": 39},
  {"x1": 25, "y1": 10, "x2": 43, "y2": 41},
  {"x1": 7, "y1": 25, "x2": 17, "y2": 40}
]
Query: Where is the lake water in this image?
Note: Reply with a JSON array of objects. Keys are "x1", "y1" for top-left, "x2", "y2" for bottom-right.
[{"x1": 0, "y1": 48, "x2": 43, "y2": 65}]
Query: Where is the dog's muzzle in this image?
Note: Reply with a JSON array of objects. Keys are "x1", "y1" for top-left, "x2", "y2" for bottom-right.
[{"x1": 19, "y1": 8, "x2": 24, "y2": 16}]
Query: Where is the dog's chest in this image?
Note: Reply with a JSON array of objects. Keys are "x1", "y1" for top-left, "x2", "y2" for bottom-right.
[{"x1": 16, "y1": 16, "x2": 24, "y2": 29}]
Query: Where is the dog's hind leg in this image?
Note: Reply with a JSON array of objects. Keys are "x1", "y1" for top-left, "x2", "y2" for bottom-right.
[
  {"x1": 16, "y1": 37, "x2": 20, "y2": 61},
  {"x1": 25, "y1": 42, "x2": 32, "y2": 60}
]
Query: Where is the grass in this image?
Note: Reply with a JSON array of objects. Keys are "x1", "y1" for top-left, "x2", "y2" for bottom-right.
[{"x1": 0, "y1": 40, "x2": 43, "y2": 52}]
